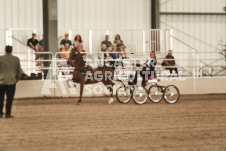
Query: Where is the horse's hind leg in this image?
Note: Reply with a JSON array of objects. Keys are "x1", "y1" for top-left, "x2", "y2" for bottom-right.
[
  {"x1": 77, "y1": 83, "x2": 84, "y2": 105},
  {"x1": 108, "y1": 86, "x2": 114, "y2": 104}
]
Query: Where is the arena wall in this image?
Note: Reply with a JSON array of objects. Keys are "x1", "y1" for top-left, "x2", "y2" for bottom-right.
[{"x1": 15, "y1": 77, "x2": 226, "y2": 99}]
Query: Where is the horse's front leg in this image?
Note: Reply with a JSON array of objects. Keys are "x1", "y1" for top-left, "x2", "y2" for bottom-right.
[
  {"x1": 104, "y1": 80, "x2": 115, "y2": 104},
  {"x1": 77, "y1": 83, "x2": 84, "y2": 105}
]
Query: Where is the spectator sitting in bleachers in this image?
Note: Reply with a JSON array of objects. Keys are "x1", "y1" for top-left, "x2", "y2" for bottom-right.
[
  {"x1": 119, "y1": 45, "x2": 128, "y2": 59},
  {"x1": 73, "y1": 34, "x2": 83, "y2": 50},
  {"x1": 59, "y1": 43, "x2": 71, "y2": 75},
  {"x1": 106, "y1": 46, "x2": 112, "y2": 59},
  {"x1": 99, "y1": 44, "x2": 111, "y2": 59},
  {"x1": 114, "y1": 34, "x2": 124, "y2": 47},
  {"x1": 101, "y1": 35, "x2": 112, "y2": 48},
  {"x1": 161, "y1": 50, "x2": 178, "y2": 75},
  {"x1": 39, "y1": 38, "x2": 43, "y2": 50},
  {"x1": 60, "y1": 43, "x2": 71, "y2": 60},
  {"x1": 36, "y1": 38, "x2": 44, "y2": 66},
  {"x1": 109, "y1": 43, "x2": 120, "y2": 59},
  {"x1": 60, "y1": 33, "x2": 72, "y2": 49},
  {"x1": 77, "y1": 44, "x2": 86, "y2": 59},
  {"x1": 109, "y1": 44, "x2": 124, "y2": 68},
  {"x1": 27, "y1": 33, "x2": 39, "y2": 52}
]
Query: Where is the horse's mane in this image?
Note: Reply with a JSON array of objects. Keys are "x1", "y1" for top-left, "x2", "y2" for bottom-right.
[{"x1": 76, "y1": 52, "x2": 86, "y2": 68}]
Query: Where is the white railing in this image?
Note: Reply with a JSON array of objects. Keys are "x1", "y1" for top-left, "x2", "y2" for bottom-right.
[
  {"x1": 1, "y1": 50, "x2": 225, "y2": 80},
  {"x1": 6, "y1": 28, "x2": 171, "y2": 55},
  {"x1": 3, "y1": 28, "x2": 226, "y2": 78}
]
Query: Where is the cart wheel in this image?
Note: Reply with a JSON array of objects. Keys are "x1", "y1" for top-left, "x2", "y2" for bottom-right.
[
  {"x1": 163, "y1": 85, "x2": 180, "y2": 104},
  {"x1": 148, "y1": 85, "x2": 163, "y2": 103},
  {"x1": 132, "y1": 86, "x2": 148, "y2": 105},
  {"x1": 116, "y1": 85, "x2": 131, "y2": 104}
]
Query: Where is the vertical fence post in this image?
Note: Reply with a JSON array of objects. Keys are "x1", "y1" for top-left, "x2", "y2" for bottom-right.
[
  {"x1": 27, "y1": 31, "x2": 30, "y2": 75},
  {"x1": 69, "y1": 30, "x2": 72, "y2": 40},
  {"x1": 143, "y1": 30, "x2": 146, "y2": 54},
  {"x1": 89, "y1": 30, "x2": 92, "y2": 55},
  {"x1": 170, "y1": 29, "x2": 173, "y2": 51},
  {"x1": 6, "y1": 29, "x2": 9, "y2": 45},
  {"x1": 32, "y1": 50, "x2": 35, "y2": 73},
  {"x1": 200, "y1": 62, "x2": 203, "y2": 77},
  {"x1": 192, "y1": 49, "x2": 196, "y2": 77},
  {"x1": 6, "y1": 29, "x2": 12, "y2": 45},
  {"x1": 197, "y1": 53, "x2": 199, "y2": 77}
]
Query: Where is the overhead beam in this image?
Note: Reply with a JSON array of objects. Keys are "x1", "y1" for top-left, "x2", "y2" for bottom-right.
[{"x1": 160, "y1": 12, "x2": 226, "y2": 15}]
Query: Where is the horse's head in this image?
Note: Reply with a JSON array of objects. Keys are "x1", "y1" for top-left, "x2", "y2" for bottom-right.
[
  {"x1": 67, "y1": 50, "x2": 84, "y2": 67},
  {"x1": 68, "y1": 50, "x2": 78, "y2": 67}
]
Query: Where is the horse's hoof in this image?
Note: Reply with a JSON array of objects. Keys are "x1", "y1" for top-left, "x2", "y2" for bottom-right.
[
  {"x1": 76, "y1": 102, "x2": 80, "y2": 105},
  {"x1": 108, "y1": 98, "x2": 114, "y2": 104}
]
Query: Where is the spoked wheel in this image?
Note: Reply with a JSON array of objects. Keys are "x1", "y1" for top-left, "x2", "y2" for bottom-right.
[
  {"x1": 132, "y1": 86, "x2": 148, "y2": 105},
  {"x1": 148, "y1": 85, "x2": 163, "y2": 103},
  {"x1": 116, "y1": 85, "x2": 132, "y2": 104},
  {"x1": 163, "y1": 85, "x2": 180, "y2": 104}
]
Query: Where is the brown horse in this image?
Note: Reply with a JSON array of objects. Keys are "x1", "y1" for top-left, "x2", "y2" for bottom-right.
[{"x1": 68, "y1": 50, "x2": 115, "y2": 105}]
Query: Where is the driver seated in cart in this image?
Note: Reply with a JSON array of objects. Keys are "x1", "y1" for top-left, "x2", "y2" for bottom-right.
[{"x1": 133, "y1": 51, "x2": 157, "y2": 86}]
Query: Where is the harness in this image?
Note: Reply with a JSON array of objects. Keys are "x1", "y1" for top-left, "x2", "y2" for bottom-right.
[
  {"x1": 74, "y1": 68, "x2": 86, "y2": 74},
  {"x1": 70, "y1": 52, "x2": 94, "y2": 84}
]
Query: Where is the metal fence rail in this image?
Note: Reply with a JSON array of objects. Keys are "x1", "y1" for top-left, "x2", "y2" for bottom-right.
[{"x1": 2, "y1": 28, "x2": 225, "y2": 78}]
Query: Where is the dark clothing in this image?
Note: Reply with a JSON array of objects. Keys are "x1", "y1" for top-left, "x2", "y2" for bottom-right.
[
  {"x1": 101, "y1": 49, "x2": 112, "y2": 60},
  {"x1": 162, "y1": 55, "x2": 178, "y2": 74},
  {"x1": 167, "y1": 68, "x2": 178, "y2": 74},
  {"x1": 109, "y1": 50, "x2": 120, "y2": 59},
  {"x1": 101, "y1": 41, "x2": 112, "y2": 47},
  {"x1": 163, "y1": 55, "x2": 175, "y2": 66},
  {"x1": 142, "y1": 59, "x2": 157, "y2": 85},
  {"x1": 142, "y1": 59, "x2": 157, "y2": 73},
  {"x1": 101, "y1": 49, "x2": 108, "y2": 59},
  {"x1": 0, "y1": 55, "x2": 21, "y2": 84},
  {"x1": 60, "y1": 39, "x2": 72, "y2": 46},
  {"x1": 39, "y1": 39, "x2": 43, "y2": 46},
  {"x1": 114, "y1": 40, "x2": 124, "y2": 47},
  {"x1": 0, "y1": 84, "x2": 16, "y2": 116},
  {"x1": 137, "y1": 59, "x2": 157, "y2": 86},
  {"x1": 27, "y1": 38, "x2": 39, "y2": 49},
  {"x1": 0, "y1": 54, "x2": 21, "y2": 116}
]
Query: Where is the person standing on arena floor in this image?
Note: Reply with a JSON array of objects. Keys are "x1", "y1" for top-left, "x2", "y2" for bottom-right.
[{"x1": 0, "y1": 46, "x2": 21, "y2": 118}]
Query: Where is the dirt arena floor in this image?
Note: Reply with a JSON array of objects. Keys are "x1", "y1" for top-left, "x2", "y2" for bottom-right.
[{"x1": 0, "y1": 94, "x2": 226, "y2": 151}]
